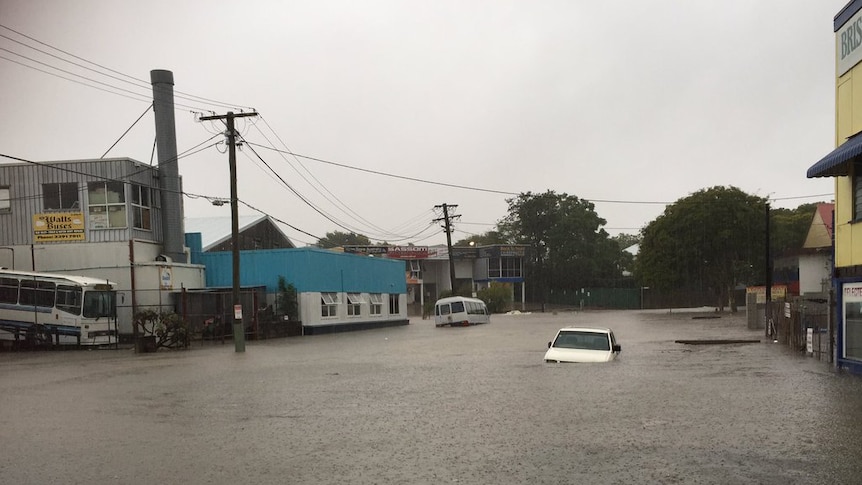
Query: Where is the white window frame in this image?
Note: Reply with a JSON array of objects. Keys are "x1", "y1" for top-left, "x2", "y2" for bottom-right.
[
  {"x1": 42, "y1": 182, "x2": 79, "y2": 210},
  {"x1": 0, "y1": 186, "x2": 10, "y2": 212},
  {"x1": 501, "y1": 256, "x2": 522, "y2": 278},
  {"x1": 88, "y1": 181, "x2": 127, "y2": 229},
  {"x1": 369, "y1": 293, "x2": 383, "y2": 316},
  {"x1": 321, "y1": 292, "x2": 339, "y2": 318},
  {"x1": 347, "y1": 292, "x2": 364, "y2": 317},
  {"x1": 389, "y1": 294, "x2": 400, "y2": 315},
  {"x1": 488, "y1": 257, "x2": 501, "y2": 278},
  {"x1": 409, "y1": 260, "x2": 421, "y2": 280},
  {"x1": 131, "y1": 184, "x2": 153, "y2": 230}
]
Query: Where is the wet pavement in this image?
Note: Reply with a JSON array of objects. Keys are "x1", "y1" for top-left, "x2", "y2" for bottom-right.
[{"x1": 2, "y1": 309, "x2": 862, "y2": 484}]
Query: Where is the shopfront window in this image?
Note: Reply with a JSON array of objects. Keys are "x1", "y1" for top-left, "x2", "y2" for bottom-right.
[{"x1": 843, "y1": 283, "x2": 862, "y2": 360}]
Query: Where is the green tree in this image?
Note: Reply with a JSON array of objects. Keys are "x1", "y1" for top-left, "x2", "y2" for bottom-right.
[
  {"x1": 613, "y1": 233, "x2": 640, "y2": 251},
  {"x1": 498, "y1": 191, "x2": 619, "y2": 303},
  {"x1": 770, "y1": 203, "x2": 821, "y2": 256},
  {"x1": 454, "y1": 230, "x2": 509, "y2": 246},
  {"x1": 478, "y1": 282, "x2": 514, "y2": 313},
  {"x1": 316, "y1": 231, "x2": 372, "y2": 248},
  {"x1": 635, "y1": 186, "x2": 767, "y2": 311},
  {"x1": 276, "y1": 276, "x2": 299, "y2": 321}
]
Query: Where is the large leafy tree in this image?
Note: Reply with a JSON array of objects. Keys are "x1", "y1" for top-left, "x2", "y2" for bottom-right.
[
  {"x1": 315, "y1": 231, "x2": 372, "y2": 248},
  {"x1": 499, "y1": 191, "x2": 619, "y2": 302},
  {"x1": 635, "y1": 186, "x2": 767, "y2": 310},
  {"x1": 770, "y1": 203, "x2": 821, "y2": 256},
  {"x1": 454, "y1": 230, "x2": 509, "y2": 247}
]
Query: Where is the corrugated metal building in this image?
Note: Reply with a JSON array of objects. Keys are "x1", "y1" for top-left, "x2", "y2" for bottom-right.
[
  {"x1": 187, "y1": 237, "x2": 408, "y2": 334},
  {"x1": 0, "y1": 158, "x2": 207, "y2": 337}
]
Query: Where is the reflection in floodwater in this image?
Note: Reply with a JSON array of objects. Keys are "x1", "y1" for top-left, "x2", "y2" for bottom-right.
[{"x1": 2, "y1": 310, "x2": 862, "y2": 484}]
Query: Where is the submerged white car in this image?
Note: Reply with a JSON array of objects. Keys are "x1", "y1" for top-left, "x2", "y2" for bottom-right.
[{"x1": 544, "y1": 327, "x2": 621, "y2": 363}]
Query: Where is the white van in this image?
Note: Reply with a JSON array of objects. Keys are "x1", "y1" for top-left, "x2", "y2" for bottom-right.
[{"x1": 434, "y1": 296, "x2": 490, "y2": 327}]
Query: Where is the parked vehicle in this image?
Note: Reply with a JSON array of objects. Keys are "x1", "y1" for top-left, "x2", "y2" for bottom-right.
[
  {"x1": 544, "y1": 327, "x2": 621, "y2": 363},
  {"x1": 434, "y1": 296, "x2": 490, "y2": 327},
  {"x1": 0, "y1": 269, "x2": 118, "y2": 346}
]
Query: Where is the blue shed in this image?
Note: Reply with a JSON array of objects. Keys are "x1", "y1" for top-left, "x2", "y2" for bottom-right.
[{"x1": 187, "y1": 235, "x2": 408, "y2": 334}]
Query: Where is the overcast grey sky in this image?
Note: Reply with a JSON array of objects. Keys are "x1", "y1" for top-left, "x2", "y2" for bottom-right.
[{"x1": 0, "y1": 0, "x2": 845, "y2": 246}]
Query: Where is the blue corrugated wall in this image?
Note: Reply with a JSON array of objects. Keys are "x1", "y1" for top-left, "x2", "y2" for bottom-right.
[{"x1": 194, "y1": 246, "x2": 407, "y2": 294}]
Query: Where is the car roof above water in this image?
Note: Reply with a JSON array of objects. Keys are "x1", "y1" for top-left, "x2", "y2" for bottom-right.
[{"x1": 557, "y1": 327, "x2": 612, "y2": 334}]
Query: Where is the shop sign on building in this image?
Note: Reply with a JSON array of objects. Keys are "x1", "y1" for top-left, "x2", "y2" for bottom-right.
[
  {"x1": 32, "y1": 212, "x2": 86, "y2": 242},
  {"x1": 838, "y1": 8, "x2": 862, "y2": 76}
]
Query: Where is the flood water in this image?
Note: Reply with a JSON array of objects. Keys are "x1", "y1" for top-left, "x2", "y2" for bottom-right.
[{"x1": 2, "y1": 309, "x2": 862, "y2": 484}]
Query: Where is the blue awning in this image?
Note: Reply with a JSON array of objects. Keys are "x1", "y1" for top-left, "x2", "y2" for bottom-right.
[{"x1": 807, "y1": 131, "x2": 862, "y2": 178}]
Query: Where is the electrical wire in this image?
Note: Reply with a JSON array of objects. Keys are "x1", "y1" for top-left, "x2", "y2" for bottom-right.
[
  {"x1": 251, "y1": 116, "x2": 400, "y2": 238},
  {"x1": 240, "y1": 141, "x2": 434, "y2": 243},
  {"x1": 0, "y1": 23, "x2": 253, "y2": 112},
  {"x1": 245, "y1": 141, "x2": 521, "y2": 196},
  {"x1": 101, "y1": 103, "x2": 153, "y2": 158},
  {"x1": 0, "y1": 53, "x2": 153, "y2": 104}
]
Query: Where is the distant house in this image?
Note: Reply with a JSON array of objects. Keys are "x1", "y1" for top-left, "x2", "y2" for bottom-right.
[
  {"x1": 772, "y1": 203, "x2": 834, "y2": 297},
  {"x1": 185, "y1": 215, "x2": 294, "y2": 252},
  {"x1": 799, "y1": 203, "x2": 834, "y2": 295}
]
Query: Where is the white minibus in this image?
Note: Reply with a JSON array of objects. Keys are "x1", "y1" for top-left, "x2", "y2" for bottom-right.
[{"x1": 434, "y1": 296, "x2": 490, "y2": 327}]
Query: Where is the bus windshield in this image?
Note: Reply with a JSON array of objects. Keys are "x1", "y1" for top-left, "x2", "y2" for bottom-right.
[{"x1": 83, "y1": 291, "x2": 116, "y2": 319}]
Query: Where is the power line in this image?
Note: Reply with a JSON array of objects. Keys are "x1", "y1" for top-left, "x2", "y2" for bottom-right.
[
  {"x1": 245, "y1": 142, "x2": 832, "y2": 206},
  {"x1": 0, "y1": 23, "x2": 253, "y2": 112},
  {"x1": 0, "y1": 150, "x2": 330, "y2": 244},
  {"x1": 240, "y1": 140, "x2": 434, "y2": 243},
  {"x1": 252, "y1": 115, "x2": 402, "y2": 239},
  {"x1": 101, "y1": 103, "x2": 153, "y2": 158},
  {"x1": 0, "y1": 53, "x2": 154, "y2": 104},
  {"x1": 245, "y1": 142, "x2": 521, "y2": 196}
]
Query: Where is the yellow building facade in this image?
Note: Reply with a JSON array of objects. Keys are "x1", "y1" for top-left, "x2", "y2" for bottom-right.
[{"x1": 807, "y1": 1, "x2": 862, "y2": 370}]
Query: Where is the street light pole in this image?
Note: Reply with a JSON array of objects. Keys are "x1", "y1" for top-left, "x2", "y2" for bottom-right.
[{"x1": 199, "y1": 110, "x2": 258, "y2": 353}]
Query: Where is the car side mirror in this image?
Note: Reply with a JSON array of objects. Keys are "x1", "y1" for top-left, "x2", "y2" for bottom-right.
[
  {"x1": 612, "y1": 344, "x2": 621, "y2": 352},
  {"x1": 547, "y1": 341, "x2": 552, "y2": 348}
]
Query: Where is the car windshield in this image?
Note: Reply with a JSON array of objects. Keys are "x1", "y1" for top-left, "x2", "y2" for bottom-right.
[{"x1": 553, "y1": 331, "x2": 610, "y2": 351}]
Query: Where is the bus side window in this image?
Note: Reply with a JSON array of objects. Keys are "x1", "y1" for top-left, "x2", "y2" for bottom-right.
[{"x1": 0, "y1": 277, "x2": 18, "y2": 304}]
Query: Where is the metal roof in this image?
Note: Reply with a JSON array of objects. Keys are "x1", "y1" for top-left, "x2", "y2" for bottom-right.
[
  {"x1": 185, "y1": 214, "x2": 271, "y2": 251},
  {"x1": 807, "y1": 131, "x2": 862, "y2": 178}
]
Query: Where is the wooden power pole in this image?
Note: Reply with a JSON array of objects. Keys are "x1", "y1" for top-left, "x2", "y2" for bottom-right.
[
  {"x1": 434, "y1": 204, "x2": 460, "y2": 294},
  {"x1": 199, "y1": 111, "x2": 258, "y2": 353}
]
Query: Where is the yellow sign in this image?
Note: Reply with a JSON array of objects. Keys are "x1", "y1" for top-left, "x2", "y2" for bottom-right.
[
  {"x1": 746, "y1": 285, "x2": 788, "y2": 304},
  {"x1": 33, "y1": 212, "x2": 86, "y2": 242}
]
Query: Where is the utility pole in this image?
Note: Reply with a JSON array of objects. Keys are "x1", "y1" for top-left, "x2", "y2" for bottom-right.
[
  {"x1": 765, "y1": 202, "x2": 772, "y2": 338},
  {"x1": 434, "y1": 204, "x2": 460, "y2": 294},
  {"x1": 199, "y1": 111, "x2": 258, "y2": 353}
]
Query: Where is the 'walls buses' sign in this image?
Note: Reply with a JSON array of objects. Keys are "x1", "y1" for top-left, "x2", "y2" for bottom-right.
[{"x1": 33, "y1": 212, "x2": 85, "y2": 242}]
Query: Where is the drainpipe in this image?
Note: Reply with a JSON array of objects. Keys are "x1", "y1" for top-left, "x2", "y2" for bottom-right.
[{"x1": 129, "y1": 240, "x2": 139, "y2": 342}]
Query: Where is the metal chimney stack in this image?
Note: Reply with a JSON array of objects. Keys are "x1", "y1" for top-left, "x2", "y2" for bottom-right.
[{"x1": 150, "y1": 69, "x2": 185, "y2": 263}]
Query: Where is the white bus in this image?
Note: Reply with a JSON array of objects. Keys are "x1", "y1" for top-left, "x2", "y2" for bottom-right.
[
  {"x1": 0, "y1": 269, "x2": 118, "y2": 347},
  {"x1": 434, "y1": 296, "x2": 490, "y2": 327}
]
